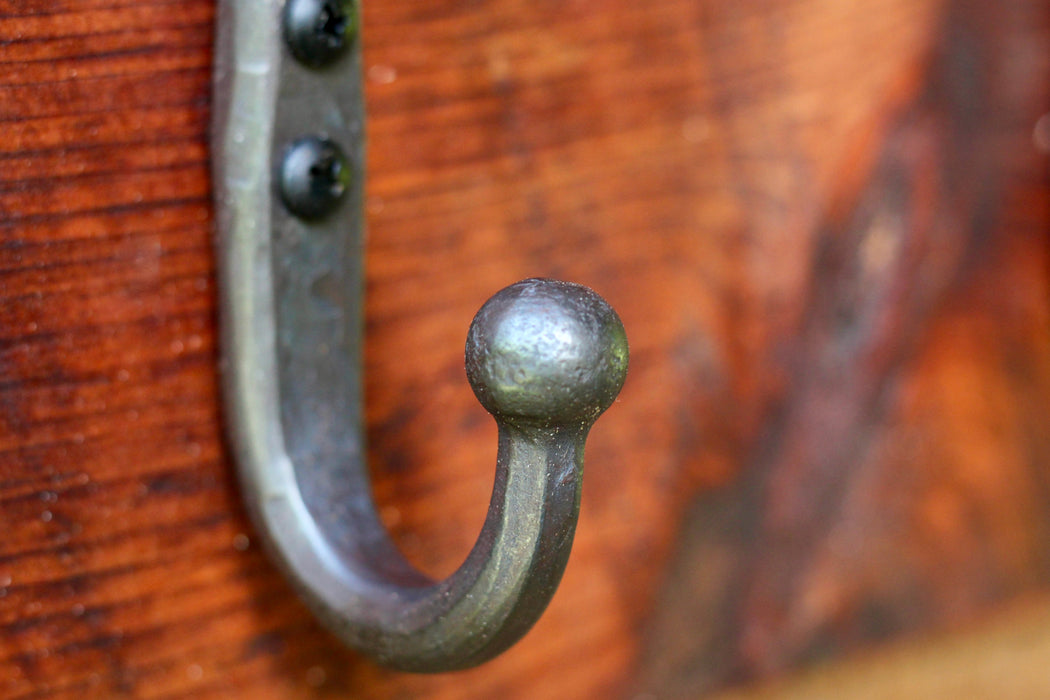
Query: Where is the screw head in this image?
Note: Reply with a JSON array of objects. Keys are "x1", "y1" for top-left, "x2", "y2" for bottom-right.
[
  {"x1": 283, "y1": 0, "x2": 357, "y2": 68},
  {"x1": 278, "y1": 136, "x2": 351, "y2": 220}
]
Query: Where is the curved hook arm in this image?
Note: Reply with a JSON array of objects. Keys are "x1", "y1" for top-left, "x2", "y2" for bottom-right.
[
  {"x1": 211, "y1": 0, "x2": 628, "y2": 672},
  {"x1": 226, "y1": 277, "x2": 628, "y2": 671},
  {"x1": 229, "y1": 279, "x2": 626, "y2": 672}
]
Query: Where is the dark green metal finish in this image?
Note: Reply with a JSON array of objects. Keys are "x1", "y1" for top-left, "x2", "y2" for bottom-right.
[{"x1": 212, "y1": 0, "x2": 628, "y2": 673}]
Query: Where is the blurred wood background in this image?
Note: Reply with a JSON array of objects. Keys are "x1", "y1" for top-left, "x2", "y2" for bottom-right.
[{"x1": 0, "y1": 0, "x2": 1047, "y2": 697}]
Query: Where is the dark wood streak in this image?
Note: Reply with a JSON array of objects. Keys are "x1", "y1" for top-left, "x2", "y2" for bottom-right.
[{"x1": 636, "y1": 0, "x2": 1050, "y2": 695}]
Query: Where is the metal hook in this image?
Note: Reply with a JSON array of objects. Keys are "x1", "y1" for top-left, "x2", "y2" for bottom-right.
[{"x1": 211, "y1": 0, "x2": 628, "y2": 672}]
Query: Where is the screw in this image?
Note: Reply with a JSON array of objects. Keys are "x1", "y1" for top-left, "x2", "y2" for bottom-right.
[
  {"x1": 278, "y1": 136, "x2": 351, "y2": 220},
  {"x1": 283, "y1": 0, "x2": 357, "y2": 68}
]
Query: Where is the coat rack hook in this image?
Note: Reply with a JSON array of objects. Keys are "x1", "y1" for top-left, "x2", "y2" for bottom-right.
[{"x1": 212, "y1": 0, "x2": 627, "y2": 672}]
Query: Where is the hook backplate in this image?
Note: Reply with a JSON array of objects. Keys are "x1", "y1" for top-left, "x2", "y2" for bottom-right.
[{"x1": 212, "y1": 0, "x2": 403, "y2": 657}]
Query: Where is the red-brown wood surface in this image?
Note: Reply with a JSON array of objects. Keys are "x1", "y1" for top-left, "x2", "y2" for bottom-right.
[{"x1": 0, "y1": 0, "x2": 1048, "y2": 698}]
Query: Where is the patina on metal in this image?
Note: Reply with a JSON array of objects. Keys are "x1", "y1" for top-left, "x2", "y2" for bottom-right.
[{"x1": 211, "y1": 0, "x2": 628, "y2": 672}]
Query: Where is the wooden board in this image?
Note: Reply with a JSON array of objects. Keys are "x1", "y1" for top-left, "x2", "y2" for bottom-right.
[{"x1": 0, "y1": 0, "x2": 1047, "y2": 697}]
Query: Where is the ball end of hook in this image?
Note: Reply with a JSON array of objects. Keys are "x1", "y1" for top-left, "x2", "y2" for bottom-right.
[{"x1": 465, "y1": 278, "x2": 628, "y2": 428}]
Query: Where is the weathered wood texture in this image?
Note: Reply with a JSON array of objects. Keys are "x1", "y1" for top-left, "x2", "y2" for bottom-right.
[{"x1": 0, "y1": 0, "x2": 1047, "y2": 698}]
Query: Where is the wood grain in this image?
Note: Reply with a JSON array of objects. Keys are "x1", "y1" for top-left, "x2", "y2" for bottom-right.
[{"x1": 0, "y1": 0, "x2": 1047, "y2": 698}]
